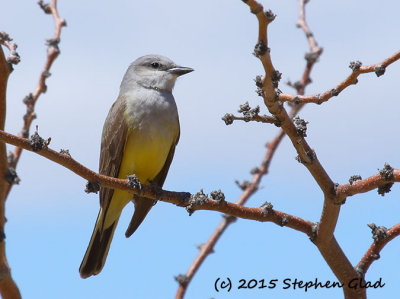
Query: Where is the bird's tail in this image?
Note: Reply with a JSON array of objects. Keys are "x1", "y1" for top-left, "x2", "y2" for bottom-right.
[
  {"x1": 79, "y1": 208, "x2": 121, "y2": 278},
  {"x1": 125, "y1": 197, "x2": 155, "y2": 238}
]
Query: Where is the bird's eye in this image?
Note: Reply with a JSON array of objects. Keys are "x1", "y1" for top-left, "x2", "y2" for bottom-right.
[{"x1": 151, "y1": 62, "x2": 160, "y2": 68}]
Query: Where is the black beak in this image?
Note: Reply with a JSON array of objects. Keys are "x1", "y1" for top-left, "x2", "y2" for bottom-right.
[{"x1": 168, "y1": 66, "x2": 194, "y2": 76}]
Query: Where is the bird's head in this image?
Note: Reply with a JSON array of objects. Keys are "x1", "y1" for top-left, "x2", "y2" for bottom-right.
[{"x1": 122, "y1": 54, "x2": 193, "y2": 93}]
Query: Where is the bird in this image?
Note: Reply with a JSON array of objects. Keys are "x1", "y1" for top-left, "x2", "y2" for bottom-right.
[{"x1": 79, "y1": 55, "x2": 193, "y2": 278}]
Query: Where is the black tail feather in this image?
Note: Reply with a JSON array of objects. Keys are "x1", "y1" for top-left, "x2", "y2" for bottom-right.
[
  {"x1": 125, "y1": 197, "x2": 155, "y2": 238},
  {"x1": 80, "y1": 212, "x2": 118, "y2": 278}
]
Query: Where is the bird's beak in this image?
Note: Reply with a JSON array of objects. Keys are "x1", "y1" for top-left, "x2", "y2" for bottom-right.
[{"x1": 168, "y1": 66, "x2": 194, "y2": 76}]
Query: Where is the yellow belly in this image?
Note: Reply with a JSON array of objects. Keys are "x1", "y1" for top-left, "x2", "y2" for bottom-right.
[
  {"x1": 118, "y1": 128, "x2": 173, "y2": 183},
  {"x1": 104, "y1": 127, "x2": 175, "y2": 227}
]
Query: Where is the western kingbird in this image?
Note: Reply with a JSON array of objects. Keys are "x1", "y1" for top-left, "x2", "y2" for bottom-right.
[{"x1": 79, "y1": 55, "x2": 193, "y2": 278}]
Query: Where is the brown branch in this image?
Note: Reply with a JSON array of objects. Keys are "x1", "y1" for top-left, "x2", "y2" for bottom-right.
[
  {"x1": 230, "y1": 114, "x2": 275, "y2": 123},
  {"x1": 175, "y1": 1, "x2": 324, "y2": 297},
  {"x1": 222, "y1": 101, "x2": 280, "y2": 125},
  {"x1": 0, "y1": 33, "x2": 20, "y2": 69},
  {"x1": 175, "y1": 128, "x2": 289, "y2": 298},
  {"x1": 0, "y1": 45, "x2": 22, "y2": 299},
  {"x1": 317, "y1": 237, "x2": 361, "y2": 299},
  {"x1": 0, "y1": 48, "x2": 10, "y2": 129},
  {"x1": 296, "y1": 0, "x2": 319, "y2": 54},
  {"x1": 5, "y1": 0, "x2": 66, "y2": 198},
  {"x1": 294, "y1": 0, "x2": 322, "y2": 95},
  {"x1": 336, "y1": 167, "x2": 400, "y2": 201},
  {"x1": 0, "y1": 129, "x2": 314, "y2": 232},
  {"x1": 246, "y1": 0, "x2": 334, "y2": 196},
  {"x1": 279, "y1": 50, "x2": 400, "y2": 105},
  {"x1": 222, "y1": 112, "x2": 278, "y2": 125},
  {"x1": 356, "y1": 223, "x2": 400, "y2": 275},
  {"x1": 244, "y1": 1, "x2": 368, "y2": 298},
  {"x1": 0, "y1": 3, "x2": 65, "y2": 295},
  {"x1": 245, "y1": 0, "x2": 276, "y2": 96},
  {"x1": 247, "y1": 0, "x2": 338, "y2": 242}
]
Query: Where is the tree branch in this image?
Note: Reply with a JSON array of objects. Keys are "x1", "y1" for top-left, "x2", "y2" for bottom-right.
[
  {"x1": 246, "y1": 0, "x2": 334, "y2": 196},
  {"x1": 356, "y1": 223, "x2": 400, "y2": 275},
  {"x1": 175, "y1": 128, "x2": 289, "y2": 298},
  {"x1": 337, "y1": 168, "x2": 400, "y2": 200},
  {"x1": 296, "y1": 0, "x2": 320, "y2": 55},
  {"x1": 0, "y1": 43, "x2": 22, "y2": 299},
  {"x1": 5, "y1": 0, "x2": 66, "y2": 198},
  {"x1": 293, "y1": 0, "x2": 322, "y2": 95},
  {"x1": 222, "y1": 112, "x2": 278, "y2": 125},
  {"x1": 221, "y1": 101, "x2": 279, "y2": 125},
  {"x1": 0, "y1": 3, "x2": 66, "y2": 294},
  {"x1": 175, "y1": 0, "x2": 324, "y2": 297},
  {"x1": 0, "y1": 129, "x2": 314, "y2": 233},
  {"x1": 0, "y1": 47, "x2": 10, "y2": 129},
  {"x1": 243, "y1": 1, "x2": 369, "y2": 298},
  {"x1": 279, "y1": 50, "x2": 400, "y2": 105}
]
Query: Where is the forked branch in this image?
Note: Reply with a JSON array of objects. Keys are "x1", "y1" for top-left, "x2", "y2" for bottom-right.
[{"x1": 175, "y1": 0, "x2": 323, "y2": 297}]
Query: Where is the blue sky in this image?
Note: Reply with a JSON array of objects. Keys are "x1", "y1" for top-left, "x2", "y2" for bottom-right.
[{"x1": 1, "y1": 0, "x2": 400, "y2": 298}]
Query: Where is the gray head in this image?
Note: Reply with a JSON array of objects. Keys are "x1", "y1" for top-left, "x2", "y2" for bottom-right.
[{"x1": 120, "y1": 54, "x2": 193, "y2": 94}]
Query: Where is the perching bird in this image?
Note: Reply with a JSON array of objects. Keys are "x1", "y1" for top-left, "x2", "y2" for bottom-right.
[{"x1": 79, "y1": 55, "x2": 193, "y2": 278}]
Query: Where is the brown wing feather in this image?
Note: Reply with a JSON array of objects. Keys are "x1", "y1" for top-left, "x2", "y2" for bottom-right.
[
  {"x1": 80, "y1": 96, "x2": 128, "y2": 278},
  {"x1": 99, "y1": 96, "x2": 128, "y2": 209},
  {"x1": 124, "y1": 122, "x2": 180, "y2": 238}
]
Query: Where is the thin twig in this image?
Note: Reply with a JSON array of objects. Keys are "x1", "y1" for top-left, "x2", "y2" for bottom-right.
[
  {"x1": 293, "y1": 0, "x2": 322, "y2": 95},
  {"x1": 5, "y1": 0, "x2": 66, "y2": 198},
  {"x1": 0, "y1": 32, "x2": 20, "y2": 70},
  {"x1": 231, "y1": 114, "x2": 276, "y2": 123},
  {"x1": 280, "y1": 50, "x2": 400, "y2": 105},
  {"x1": 222, "y1": 113, "x2": 278, "y2": 125},
  {"x1": 356, "y1": 223, "x2": 400, "y2": 275},
  {"x1": 222, "y1": 102, "x2": 280, "y2": 125},
  {"x1": 296, "y1": 0, "x2": 320, "y2": 53}
]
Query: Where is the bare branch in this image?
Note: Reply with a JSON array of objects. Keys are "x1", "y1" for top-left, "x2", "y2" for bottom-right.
[
  {"x1": 0, "y1": 5, "x2": 65, "y2": 295},
  {"x1": 0, "y1": 42, "x2": 22, "y2": 299},
  {"x1": 175, "y1": 1, "x2": 325, "y2": 297},
  {"x1": 0, "y1": 32, "x2": 20, "y2": 71},
  {"x1": 337, "y1": 167, "x2": 400, "y2": 201},
  {"x1": 279, "y1": 50, "x2": 400, "y2": 105},
  {"x1": 296, "y1": 0, "x2": 321, "y2": 55},
  {"x1": 0, "y1": 47, "x2": 10, "y2": 129},
  {"x1": 222, "y1": 113, "x2": 277, "y2": 124},
  {"x1": 6, "y1": 0, "x2": 67, "y2": 198},
  {"x1": 175, "y1": 129, "x2": 297, "y2": 299},
  {"x1": 293, "y1": 0, "x2": 322, "y2": 95},
  {"x1": 356, "y1": 223, "x2": 400, "y2": 275},
  {"x1": 222, "y1": 102, "x2": 279, "y2": 125},
  {"x1": 244, "y1": 0, "x2": 334, "y2": 196},
  {"x1": 0, "y1": 129, "x2": 313, "y2": 232},
  {"x1": 242, "y1": 1, "x2": 367, "y2": 298}
]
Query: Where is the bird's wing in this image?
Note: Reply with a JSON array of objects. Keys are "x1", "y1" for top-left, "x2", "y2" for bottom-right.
[
  {"x1": 99, "y1": 95, "x2": 128, "y2": 209},
  {"x1": 152, "y1": 121, "x2": 180, "y2": 187}
]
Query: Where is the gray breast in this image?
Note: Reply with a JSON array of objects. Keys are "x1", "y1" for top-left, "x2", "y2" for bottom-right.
[{"x1": 123, "y1": 88, "x2": 179, "y2": 134}]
